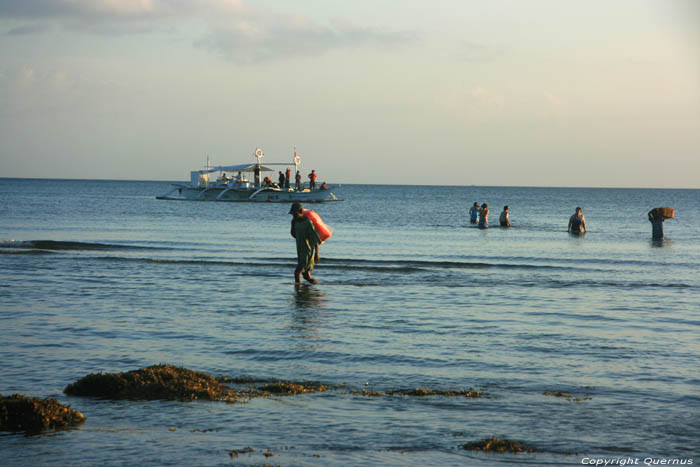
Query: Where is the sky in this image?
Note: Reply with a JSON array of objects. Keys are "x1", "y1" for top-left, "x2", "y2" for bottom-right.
[{"x1": 1, "y1": 0, "x2": 699, "y2": 187}]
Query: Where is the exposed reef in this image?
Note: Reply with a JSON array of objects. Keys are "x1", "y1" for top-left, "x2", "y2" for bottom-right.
[{"x1": 0, "y1": 393, "x2": 85, "y2": 433}]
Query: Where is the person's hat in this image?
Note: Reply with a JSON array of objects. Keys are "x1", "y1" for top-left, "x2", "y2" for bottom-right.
[{"x1": 289, "y1": 202, "x2": 303, "y2": 214}]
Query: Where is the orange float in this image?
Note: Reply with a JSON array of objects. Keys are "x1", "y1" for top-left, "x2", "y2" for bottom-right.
[{"x1": 302, "y1": 209, "x2": 333, "y2": 243}]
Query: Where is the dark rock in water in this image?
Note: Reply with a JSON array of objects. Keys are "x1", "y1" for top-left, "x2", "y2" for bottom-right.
[
  {"x1": 64, "y1": 364, "x2": 237, "y2": 402},
  {"x1": 0, "y1": 393, "x2": 85, "y2": 433},
  {"x1": 462, "y1": 436, "x2": 535, "y2": 453}
]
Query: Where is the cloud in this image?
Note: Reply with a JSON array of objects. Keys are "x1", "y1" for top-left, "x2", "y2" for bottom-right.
[
  {"x1": 454, "y1": 40, "x2": 509, "y2": 63},
  {"x1": 195, "y1": 14, "x2": 413, "y2": 64},
  {"x1": 472, "y1": 86, "x2": 504, "y2": 111},
  {"x1": 6, "y1": 23, "x2": 50, "y2": 35},
  {"x1": 0, "y1": 0, "x2": 247, "y2": 35},
  {"x1": 543, "y1": 91, "x2": 565, "y2": 115},
  {"x1": 0, "y1": 0, "x2": 411, "y2": 62},
  {"x1": 0, "y1": 0, "x2": 246, "y2": 21}
]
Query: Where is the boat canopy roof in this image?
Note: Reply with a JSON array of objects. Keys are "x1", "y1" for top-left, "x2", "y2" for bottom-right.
[{"x1": 195, "y1": 163, "x2": 274, "y2": 174}]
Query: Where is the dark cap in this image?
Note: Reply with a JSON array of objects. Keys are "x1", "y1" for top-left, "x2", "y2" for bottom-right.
[{"x1": 289, "y1": 202, "x2": 303, "y2": 214}]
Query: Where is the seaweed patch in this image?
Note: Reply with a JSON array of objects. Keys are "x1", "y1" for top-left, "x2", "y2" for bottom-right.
[
  {"x1": 229, "y1": 446, "x2": 254, "y2": 457},
  {"x1": 254, "y1": 381, "x2": 333, "y2": 396},
  {"x1": 64, "y1": 364, "x2": 240, "y2": 402},
  {"x1": 544, "y1": 391, "x2": 591, "y2": 402},
  {"x1": 0, "y1": 393, "x2": 85, "y2": 434},
  {"x1": 462, "y1": 436, "x2": 535, "y2": 453},
  {"x1": 350, "y1": 387, "x2": 484, "y2": 398}
]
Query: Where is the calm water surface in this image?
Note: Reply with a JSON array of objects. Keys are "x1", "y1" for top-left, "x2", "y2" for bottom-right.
[{"x1": 1, "y1": 179, "x2": 698, "y2": 466}]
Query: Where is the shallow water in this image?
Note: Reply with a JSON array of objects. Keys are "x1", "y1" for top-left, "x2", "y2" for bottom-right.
[{"x1": 1, "y1": 178, "x2": 699, "y2": 466}]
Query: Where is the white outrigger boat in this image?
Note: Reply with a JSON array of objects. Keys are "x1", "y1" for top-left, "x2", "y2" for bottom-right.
[{"x1": 156, "y1": 148, "x2": 341, "y2": 203}]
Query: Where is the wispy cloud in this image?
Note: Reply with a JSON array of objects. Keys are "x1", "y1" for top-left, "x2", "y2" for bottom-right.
[
  {"x1": 454, "y1": 40, "x2": 509, "y2": 63},
  {"x1": 6, "y1": 23, "x2": 50, "y2": 35},
  {"x1": 195, "y1": 14, "x2": 413, "y2": 64},
  {"x1": 0, "y1": 0, "x2": 412, "y2": 62},
  {"x1": 472, "y1": 86, "x2": 504, "y2": 111},
  {"x1": 0, "y1": 0, "x2": 246, "y2": 21}
]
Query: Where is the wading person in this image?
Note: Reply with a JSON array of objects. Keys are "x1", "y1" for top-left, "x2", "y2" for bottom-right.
[
  {"x1": 648, "y1": 207, "x2": 673, "y2": 239},
  {"x1": 568, "y1": 207, "x2": 587, "y2": 234},
  {"x1": 289, "y1": 202, "x2": 320, "y2": 284},
  {"x1": 469, "y1": 202, "x2": 479, "y2": 224},
  {"x1": 499, "y1": 205, "x2": 511, "y2": 227},
  {"x1": 478, "y1": 203, "x2": 489, "y2": 229}
]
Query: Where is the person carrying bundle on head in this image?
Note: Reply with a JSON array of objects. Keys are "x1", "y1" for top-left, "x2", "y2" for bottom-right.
[{"x1": 648, "y1": 207, "x2": 674, "y2": 239}]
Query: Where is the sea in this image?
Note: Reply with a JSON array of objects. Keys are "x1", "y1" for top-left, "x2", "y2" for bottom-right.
[{"x1": 1, "y1": 178, "x2": 698, "y2": 466}]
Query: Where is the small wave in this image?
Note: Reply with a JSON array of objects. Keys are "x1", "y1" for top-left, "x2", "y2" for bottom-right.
[
  {"x1": 547, "y1": 278, "x2": 696, "y2": 290},
  {"x1": 295, "y1": 257, "x2": 574, "y2": 272},
  {"x1": 0, "y1": 248, "x2": 55, "y2": 255},
  {"x1": 0, "y1": 240, "x2": 164, "y2": 251}
]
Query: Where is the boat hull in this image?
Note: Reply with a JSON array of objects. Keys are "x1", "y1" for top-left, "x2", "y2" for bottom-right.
[{"x1": 156, "y1": 185, "x2": 341, "y2": 203}]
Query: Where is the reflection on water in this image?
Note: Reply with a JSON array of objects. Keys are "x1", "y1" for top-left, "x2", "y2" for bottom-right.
[
  {"x1": 288, "y1": 284, "x2": 328, "y2": 345},
  {"x1": 291, "y1": 283, "x2": 327, "y2": 311},
  {"x1": 650, "y1": 238, "x2": 672, "y2": 248}
]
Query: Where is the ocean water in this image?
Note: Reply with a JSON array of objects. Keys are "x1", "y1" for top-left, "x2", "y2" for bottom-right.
[{"x1": 0, "y1": 178, "x2": 698, "y2": 466}]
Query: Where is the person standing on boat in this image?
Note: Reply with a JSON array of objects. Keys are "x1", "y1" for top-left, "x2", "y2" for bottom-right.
[
  {"x1": 478, "y1": 203, "x2": 489, "y2": 229},
  {"x1": 254, "y1": 165, "x2": 261, "y2": 188},
  {"x1": 285, "y1": 168, "x2": 291, "y2": 188},
  {"x1": 278, "y1": 171, "x2": 285, "y2": 187},
  {"x1": 289, "y1": 202, "x2": 320, "y2": 284},
  {"x1": 308, "y1": 170, "x2": 317, "y2": 190},
  {"x1": 295, "y1": 171, "x2": 302, "y2": 190},
  {"x1": 469, "y1": 202, "x2": 479, "y2": 224},
  {"x1": 568, "y1": 207, "x2": 587, "y2": 234},
  {"x1": 499, "y1": 206, "x2": 511, "y2": 227}
]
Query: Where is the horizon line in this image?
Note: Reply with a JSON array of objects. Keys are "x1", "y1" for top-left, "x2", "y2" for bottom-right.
[{"x1": 0, "y1": 176, "x2": 698, "y2": 191}]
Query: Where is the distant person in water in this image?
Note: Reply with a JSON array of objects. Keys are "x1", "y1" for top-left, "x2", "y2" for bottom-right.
[
  {"x1": 289, "y1": 202, "x2": 320, "y2": 284},
  {"x1": 568, "y1": 207, "x2": 587, "y2": 234},
  {"x1": 469, "y1": 202, "x2": 479, "y2": 224},
  {"x1": 499, "y1": 205, "x2": 511, "y2": 227},
  {"x1": 648, "y1": 207, "x2": 673, "y2": 239},
  {"x1": 478, "y1": 203, "x2": 489, "y2": 229}
]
